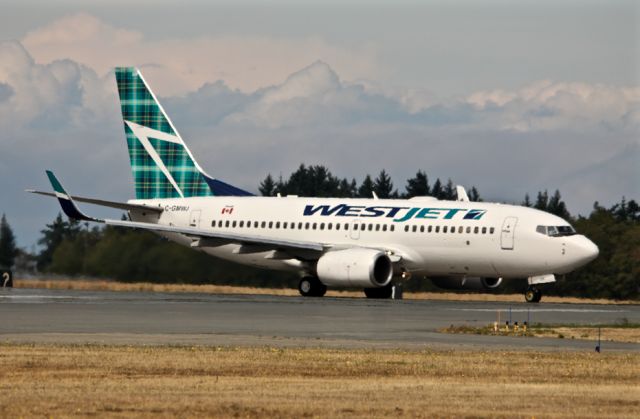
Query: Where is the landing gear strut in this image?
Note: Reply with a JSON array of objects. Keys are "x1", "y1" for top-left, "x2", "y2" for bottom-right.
[
  {"x1": 298, "y1": 276, "x2": 327, "y2": 297},
  {"x1": 524, "y1": 286, "x2": 542, "y2": 303}
]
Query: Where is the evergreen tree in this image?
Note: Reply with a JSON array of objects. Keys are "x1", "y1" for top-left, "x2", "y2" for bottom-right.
[
  {"x1": 468, "y1": 187, "x2": 481, "y2": 202},
  {"x1": 534, "y1": 190, "x2": 549, "y2": 211},
  {"x1": 281, "y1": 164, "x2": 308, "y2": 196},
  {"x1": 547, "y1": 189, "x2": 571, "y2": 220},
  {"x1": 0, "y1": 214, "x2": 17, "y2": 269},
  {"x1": 404, "y1": 170, "x2": 430, "y2": 198},
  {"x1": 443, "y1": 179, "x2": 456, "y2": 200},
  {"x1": 274, "y1": 164, "x2": 341, "y2": 197},
  {"x1": 612, "y1": 197, "x2": 640, "y2": 222},
  {"x1": 431, "y1": 178, "x2": 444, "y2": 199},
  {"x1": 49, "y1": 225, "x2": 102, "y2": 276},
  {"x1": 259, "y1": 174, "x2": 276, "y2": 196},
  {"x1": 522, "y1": 193, "x2": 532, "y2": 207},
  {"x1": 337, "y1": 178, "x2": 357, "y2": 198},
  {"x1": 37, "y1": 213, "x2": 81, "y2": 270},
  {"x1": 627, "y1": 199, "x2": 640, "y2": 222},
  {"x1": 274, "y1": 174, "x2": 286, "y2": 196},
  {"x1": 306, "y1": 165, "x2": 340, "y2": 197},
  {"x1": 373, "y1": 170, "x2": 395, "y2": 198},
  {"x1": 358, "y1": 175, "x2": 375, "y2": 198}
]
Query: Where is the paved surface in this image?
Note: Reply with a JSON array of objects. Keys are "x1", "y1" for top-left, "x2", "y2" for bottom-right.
[{"x1": 1, "y1": 288, "x2": 638, "y2": 351}]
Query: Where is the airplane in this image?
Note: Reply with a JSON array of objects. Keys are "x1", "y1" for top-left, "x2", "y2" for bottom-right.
[{"x1": 28, "y1": 67, "x2": 600, "y2": 303}]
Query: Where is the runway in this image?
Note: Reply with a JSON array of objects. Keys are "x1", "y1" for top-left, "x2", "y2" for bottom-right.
[{"x1": 1, "y1": 288, "x2": 638, "y2": 351}]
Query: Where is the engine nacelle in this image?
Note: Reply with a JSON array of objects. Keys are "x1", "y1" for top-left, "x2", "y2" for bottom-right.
[
  {"x1": 316, "y1": 248, "x2": 393, "y2": 288},
  {"x1": 430, "y1": 276, "x2": 503, "y2": 291}
]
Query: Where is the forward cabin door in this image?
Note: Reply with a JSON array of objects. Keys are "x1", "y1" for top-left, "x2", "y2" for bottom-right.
[
  {"x1": 500, "y1": 216, "x2": 518, "y2": 250},
  {"x1": 189, "y1": 210, "x2": 202, "y2": 228}
]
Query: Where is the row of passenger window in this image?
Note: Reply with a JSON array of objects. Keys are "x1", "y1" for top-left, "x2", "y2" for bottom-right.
[
  {"x1": 212, "y1": 219, "x2": 392, "y2": 231},
  {"x1": 211, "y1": 219, "x2": 494, "y2": 235}
]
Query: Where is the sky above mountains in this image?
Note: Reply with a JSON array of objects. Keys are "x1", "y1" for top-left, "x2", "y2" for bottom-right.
[{"x1": 0, "y1": 0, "x2": 638, "y2": 247}]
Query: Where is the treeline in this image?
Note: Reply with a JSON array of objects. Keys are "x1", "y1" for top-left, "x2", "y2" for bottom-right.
[
  {"x1": 259, "y1": 164, "x2": 481, "y2": 201},
  {"x1": 2, "y1": 165, "x2": 638, "y2": 299},
  {"x1": 28, "y1": 214, "x2": 296, "y2": 287}
]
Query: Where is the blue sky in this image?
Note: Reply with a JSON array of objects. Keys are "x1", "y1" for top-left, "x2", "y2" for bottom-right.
[{"x1": 0, "y1": 0, "x2": 638, "y2": 247}]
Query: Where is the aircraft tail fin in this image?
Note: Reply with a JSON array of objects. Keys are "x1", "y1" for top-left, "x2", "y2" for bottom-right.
[{"x1": 114, "y1": 67, "x2": 252, "y2": 199}]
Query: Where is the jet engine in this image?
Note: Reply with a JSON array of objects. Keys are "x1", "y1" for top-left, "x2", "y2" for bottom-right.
[
  {"x1": 430, "y1": 276, "x2": 503, "y2": 291},
  {"x1": 316, "y1": 248, "x2": 393, "y2": 288}
]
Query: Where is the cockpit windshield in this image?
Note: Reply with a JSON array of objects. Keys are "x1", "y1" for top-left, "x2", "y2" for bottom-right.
[{"x1": 536, "y1": 225, "x2": 576, "y2": 237}]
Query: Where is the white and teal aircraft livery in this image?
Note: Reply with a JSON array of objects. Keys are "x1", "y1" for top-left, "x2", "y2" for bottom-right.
[{"x1": 29, "y1": 68, "x2": 599, "y2": 302}]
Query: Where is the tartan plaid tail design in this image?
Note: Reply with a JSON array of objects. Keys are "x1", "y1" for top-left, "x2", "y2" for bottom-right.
[{"x1": 115, "y1": 67, "x2": 214, "y2": 200}]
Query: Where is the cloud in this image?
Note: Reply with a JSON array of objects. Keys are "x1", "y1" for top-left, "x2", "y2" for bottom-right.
[
  {"x1": 0, "y1": 41, "x2": 117, "y2": 133},
  {"x1": 222, "y1": 61, "x2": 406, "y2": 128},
  {"x1": 172, "y1": 60, "x2": 639, "y2": 135},
  {"x1": 466, "y1": 80, "x2": 640, "y2": 132},
  {"x1": 22, "y1": 13, "x2": 380, "y2": 96}
]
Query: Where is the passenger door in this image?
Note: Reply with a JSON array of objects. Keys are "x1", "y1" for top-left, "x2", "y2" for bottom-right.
[{"x1": 500, "y1": 216, "x2": 518, "y2": 250}]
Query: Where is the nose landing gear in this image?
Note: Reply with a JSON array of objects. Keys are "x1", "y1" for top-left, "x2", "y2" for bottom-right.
[{"x1": 524, "y1": 286, "x2": 542, "y2": 303}]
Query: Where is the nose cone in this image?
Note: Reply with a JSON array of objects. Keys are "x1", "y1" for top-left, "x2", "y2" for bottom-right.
[{"x1": 573, "y1": 236, "x2": 599, "y2": 265}]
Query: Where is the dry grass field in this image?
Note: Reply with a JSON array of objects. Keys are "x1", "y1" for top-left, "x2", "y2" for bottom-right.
[
  {"x1": 15, "y1": 278, "x2": 639, "y2": 305},
  {"x1": 533, "y1": 326, "x2": 640, "y2": 343},
  {"x1": 0, "y1": 344, "x2": 638, "y2": 418},
  {"x1": 441, "y1": 324, "x2": 640, "y2": 344}
]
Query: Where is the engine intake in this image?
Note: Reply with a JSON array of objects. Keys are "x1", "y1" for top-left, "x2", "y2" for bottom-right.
[
  {"x1": 316, "y1": 248, "x2": 393, "y2": 288},
  {"x1": 430, "y1": 276, "x2": 503, "y2": 291}
]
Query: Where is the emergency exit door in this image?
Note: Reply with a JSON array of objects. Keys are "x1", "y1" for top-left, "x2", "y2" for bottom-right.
[
  {"x1": 350, "y1": 219, "x2": 361, "y2": 240},
  {"x1": 500, "y1": 216, "x2": 518, "y2": 250}
]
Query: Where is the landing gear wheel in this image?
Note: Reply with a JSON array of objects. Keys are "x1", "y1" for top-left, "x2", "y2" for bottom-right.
[
  {"x1": 364, "y1": 284, "x2": 393, "y2": 299},
  {"x1": 298, "y1": 277, "x2": 326, "y2": 297},
  {"x1": 524, "y1": 286, "x2": 542, "y2": 303}
]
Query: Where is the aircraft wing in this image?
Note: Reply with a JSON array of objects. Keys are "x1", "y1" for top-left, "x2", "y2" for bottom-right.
[
  {"x1": 105, "y1": 218, "x2": 325, "y2": 252},
  {"x1": 34, "y1": 170, "x2": 326, "y2": 255},
  {"x1": 26, "y1": 189, "x2": 163, "y2": 214}
]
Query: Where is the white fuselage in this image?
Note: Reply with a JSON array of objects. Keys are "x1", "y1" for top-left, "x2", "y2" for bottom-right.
[{"x1": 127, "y1": 195, "x2": 599, "y2": 281}]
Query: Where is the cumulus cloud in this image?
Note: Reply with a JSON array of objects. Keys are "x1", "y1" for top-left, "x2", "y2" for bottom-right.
[
  {"x1": 223, "y1": 61, "x2": 406, "y2": 128},
  {"x1": 466, "y1": 81, "x2": 640, "y2": 132},
  {"x1": 22, "y1": 13, "x2": 380, "y2": 95},
  {"x1": 177, "y1": 60, "x2": 639, "y2": 134},
  {"x1": 0, "y1": 41, "x2": 117, "y2": 133}
]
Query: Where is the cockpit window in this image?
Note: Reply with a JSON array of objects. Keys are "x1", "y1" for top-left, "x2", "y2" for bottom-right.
[
  {"x1": 536, "y1": 225, "x2": 576, "y2": 237},
  {"x1": 556, "y1": 226, "x2": 576, "y2": 236}
]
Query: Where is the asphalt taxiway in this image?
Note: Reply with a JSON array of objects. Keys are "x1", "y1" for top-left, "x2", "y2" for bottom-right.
[{"x1": 1, "y1": 288, "x2": 638, "y2": 351}]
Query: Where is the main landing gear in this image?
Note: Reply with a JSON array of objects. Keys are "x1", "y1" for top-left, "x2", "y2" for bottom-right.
[
  {"x1": 524, "y1": 286, "x2": 542, "y2": 303},
  {"x1": 298, "y1": 276, "x2": 327, "y2": 297}
]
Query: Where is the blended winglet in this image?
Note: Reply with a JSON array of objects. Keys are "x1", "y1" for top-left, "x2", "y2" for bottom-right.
[{"x1": 45, "y1": 170, "x2": 102, "y2": 222}]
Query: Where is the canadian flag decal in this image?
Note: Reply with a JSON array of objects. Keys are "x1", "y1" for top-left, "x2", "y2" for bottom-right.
[{"x1": 221, "y1": 206, "x2": 234, "y2": 215}]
